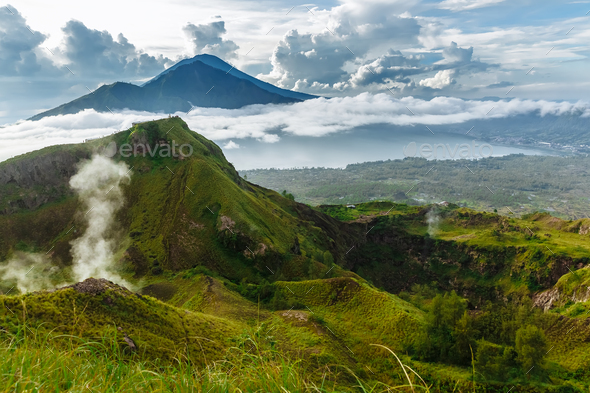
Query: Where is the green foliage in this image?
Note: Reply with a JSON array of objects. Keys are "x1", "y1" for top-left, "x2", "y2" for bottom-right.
[
  {"x1": 515, "y1": 325, "x2": 548, "y2": 377},
  {"x1": 474, "y1": 340, "x2": 518, "y2": 381},
  {"x1": 414, "y1": 291, "x2": 473, "y2": 365},
  {"x1": 281, "y1": 189, "x2": 295, "y2": 201}
]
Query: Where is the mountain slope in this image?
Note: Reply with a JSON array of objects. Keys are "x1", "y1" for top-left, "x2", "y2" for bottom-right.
[
  {"x1": 143, "y1": 54, "x2": 316, "y2": 101},
  {"x1": 29, "y1": 55, "x2": 314, "y2": 121},
  {"x1": 0, "y1": 117, "x2": 359, "y2": 286}
]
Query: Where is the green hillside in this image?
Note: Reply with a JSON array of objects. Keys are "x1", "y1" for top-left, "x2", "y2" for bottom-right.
[{"x1": 1, "y1": 117, "x2": 590, "y2": 391}]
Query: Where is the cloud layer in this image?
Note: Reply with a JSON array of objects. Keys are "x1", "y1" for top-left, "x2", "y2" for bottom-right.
[{"x1": 1, "y1": 94, "x2": 588, "y2": 164}]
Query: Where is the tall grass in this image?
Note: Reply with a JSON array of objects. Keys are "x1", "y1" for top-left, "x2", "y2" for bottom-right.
[{"x1": 0, "y1": 325, "x2": 428, "y2": 392}]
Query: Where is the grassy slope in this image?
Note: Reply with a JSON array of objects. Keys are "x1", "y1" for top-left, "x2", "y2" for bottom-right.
[
  {"x1": 0, "y1": 274, "x2": 437, "y2": 391},
  {"x1": 317, "y1": 202, "x2": 590, "y2": 299},
  {"x1": 3, "y1": 119, "x2": 590, "y2": 391},
  {"x1": 0, "y1": 117, "x2": 358, "y2": 290}
]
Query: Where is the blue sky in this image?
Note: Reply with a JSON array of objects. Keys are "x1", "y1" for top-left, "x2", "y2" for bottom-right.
[{"x1": 1, "y1": 0, "x2": 588, "y2": 125}]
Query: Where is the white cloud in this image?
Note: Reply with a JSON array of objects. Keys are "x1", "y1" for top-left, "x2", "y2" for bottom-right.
[
  {"x1": 258, "y1": 0, "x2": 421, "y2": 90},
  {"x1": 419, "y1": 70, "x2": 455, "y2": 89},
  {"x1": 223, "y1": 140, "x2": 240, "y2": 149},
  {"x1": 1, "y1": 95, "x2": 589, "y2": 164},
  {"x1": 0, "y1": 5, "x2": 56, "y2": 76},
  {"x1": 439, "y1": 0, "x2": 506, "y2": 11},
  {"x1": 183, "y1": 18, "x2": 239, "y2": 60},
  {"x1": 59, "y1": 20, "x2": 171, "y2": 77}
]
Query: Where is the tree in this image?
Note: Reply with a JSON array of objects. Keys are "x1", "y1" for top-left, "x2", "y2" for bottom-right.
[
  {"x1": 417, "y1": 291, "x2": 471, "y2": 364},
  {"x1": 443, "y1": 291, "x2": 467, "y2": 327},
  {"x1": 452, "y1": 311, "x2": 478, "y2": 364},
  {"x1": 475, "y1": 340, "x2": 518, "y2": 381},
  {"x1": 515, "y1": 325, "x2": 547, "y2": 377},
  {"x1": 428, "y1": 294, "x2": 445, "y2": 329},
  {"x1": 281, "y1": 190, "x2": 295, "y2": 201}
]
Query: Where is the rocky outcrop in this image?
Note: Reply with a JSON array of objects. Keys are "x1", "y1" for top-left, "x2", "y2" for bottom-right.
[
  {"x1": 533, "y1": 288, "x2": 561, "y2": 311},
  {"x1": 533, "y1": 285, "x2": 590, "y2": 311},
  {"x1": 0, "y1": 150, "x2": 87, "y2": 189},
  {"x1": 60, "y1": 278, "x2": 131, "y2": 297}
]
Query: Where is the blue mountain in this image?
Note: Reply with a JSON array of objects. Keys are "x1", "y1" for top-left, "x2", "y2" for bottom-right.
[{"x1": 30, "y1": 55, "x2": 316, "y2": 121}]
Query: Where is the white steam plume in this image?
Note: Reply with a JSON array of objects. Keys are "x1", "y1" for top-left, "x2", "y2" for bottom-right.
[
  {"x1": 426, "y1": 208, "x2": 440, "y2": 237},
  {"x1": 69, "y1": 155, "x2": 131, "y2": 286},
  {"x1": 0, "y1": 253, "x2": 63, "y2": 293}
]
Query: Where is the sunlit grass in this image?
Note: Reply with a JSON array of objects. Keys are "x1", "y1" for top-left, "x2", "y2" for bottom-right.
[{"x1": 0, "y1": 324, "x2": 428, "y2": 393}]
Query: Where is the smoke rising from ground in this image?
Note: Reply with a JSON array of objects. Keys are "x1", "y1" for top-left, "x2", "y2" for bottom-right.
[
  {"x1": 426, "y1": 208, "x2": 440, "y2": 237},
  {"x1": 0, "y1": 253, "x2": 62, "y2": 293},
  {"x1": 69, "y1": 155, "x2": 131, "y2": 286},
  {"x1": 0, "y1": 155, "x2": 132, "y2": 294}
]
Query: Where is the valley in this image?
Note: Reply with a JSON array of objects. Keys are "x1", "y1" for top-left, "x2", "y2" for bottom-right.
[{"x1": 242, "y1": 154, "x2": 590, "y2": 220}]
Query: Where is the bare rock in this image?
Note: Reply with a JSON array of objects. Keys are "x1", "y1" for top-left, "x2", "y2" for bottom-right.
[
  {"x1": 532, "y1": 288, "x2": 560, "y2": 311},
  {"x1": 117, "y1": 327, "x2": 137, "y2": 351},
  {"x1": 61, "y1": 278, "x2": 131, "y2": 297}
]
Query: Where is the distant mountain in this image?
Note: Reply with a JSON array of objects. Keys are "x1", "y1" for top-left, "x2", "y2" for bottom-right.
[
  {"x1": 29, "y1": 55, "x2": 316, "y2": 121},
  {"x1": 143, "y1": 54, "x2": 315, "y2": 101}
]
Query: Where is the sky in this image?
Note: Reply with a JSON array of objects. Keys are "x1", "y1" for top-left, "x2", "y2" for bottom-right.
[{"x1": 0, "y1": 0, "x2": 589, "y2": 167}]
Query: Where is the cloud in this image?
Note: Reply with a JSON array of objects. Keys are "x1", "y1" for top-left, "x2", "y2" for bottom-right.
[
  {"x1": 487, "y1": 81, "x2": 513, "y2": 88},
  {"x1": 349, "y1": 49, "x2": 424, "y2": 87},
  {"x1": 433, "y1": 41, "x2": 492, "y2": 76},
  {"x1": 223, "y1": 140, "x2": 240, "y2": 149},
  {"x1": 0, "y1": 5, "x2": 54, "y2": 76},
  {"x1": 261, "y1": 29, "x2": 357, "y2": 89},
  {"x1": 439, "y1": 0, "x2": 506, "y2": 11},
  {"x1": 441, "y1": 41, "x2": 473, "y2": 63},
  {"x1": 183, "y1": 18, "x2": 239, "y2": 60},
  {"x1": 259, "y1": 2, "x2": 421, "y2": 90},
  {"x1": 60, "y1": 20, "x2": 170, "y2": 77},
  {"x1": 419, "y1": 69, "x2": 455, "y2": 89},
  {"x1": 1, "y1": 95, "x2": 589, "y2": 164},
  {"x1": 347, "y1": 41, "x2": 491, "y2": 95}
]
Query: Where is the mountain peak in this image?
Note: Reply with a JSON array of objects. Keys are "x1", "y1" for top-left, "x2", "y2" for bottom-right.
[
  {"x1": 140, "y1": 54, "x2": 227, "y2": 87},
  {"x1": 29, "y1": 55, "x2": 316, "y2": 121},
  {"x1": 142, "y1": 53, "x2": 316, "y2": 101}
]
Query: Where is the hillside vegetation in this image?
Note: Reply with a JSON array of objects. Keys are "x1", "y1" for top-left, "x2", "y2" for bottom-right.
[{"x1": 1, "y1": 118, "x2": 590, "y2": 391}]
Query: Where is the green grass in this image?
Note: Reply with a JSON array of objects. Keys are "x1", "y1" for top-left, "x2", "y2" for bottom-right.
[
  {"x1": 0, "y1": 328, "x2": 354, "y2": 392},
  {"x1": 0, "y1": 275, "x2": 436, "y2": 392}
]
